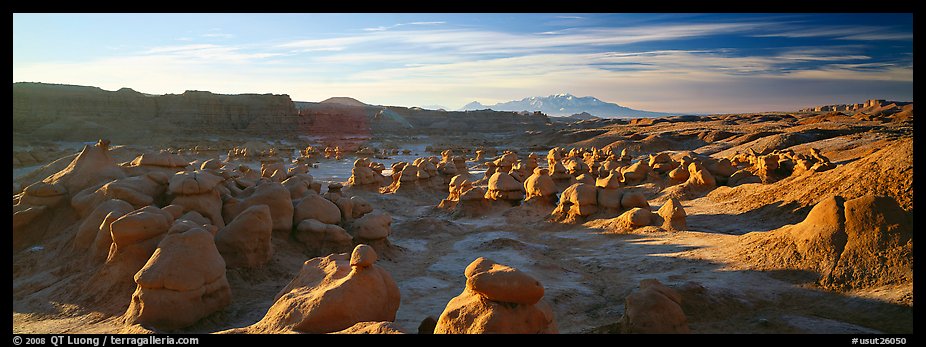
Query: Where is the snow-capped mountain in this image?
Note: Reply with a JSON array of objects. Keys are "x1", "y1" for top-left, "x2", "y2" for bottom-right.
[
  {"x1": 460, "y1": 101, "x2": 488, "y2": 110},
  {"x1": 458, "y1": 93, "x2": 672, "y2": 118}
]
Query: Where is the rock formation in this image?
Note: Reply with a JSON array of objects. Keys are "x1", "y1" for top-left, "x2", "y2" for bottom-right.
[
  {"x1": 347, "y1": 157, "x2": 386, "y2": 188},
  {"x1": 619, "y1": 279, "x2": 689, "y2": 333},
  {"x1": 485, "y1": 172, "x2": 525, "y2": 205},
  {"x1": 438, "y1": 175, "x2": 472, "y2": 210},
  {"x1": 550, "y1": 183, "x2": 598, "y2": 223},
  {"x1": 434, "y1": 257, "x2": 557, "y2": 334},
  {"x1": 215, "y1": 205, "x2": 273, "y2": 268},
  {"x1": 656, "y1": 198, "x2": 687, "y2": 230},
  {"x1": 44, "y1": 139, "x2": 126, "y2": 194},
  {"x1": 72, "y1": 198, "x2": 135, "y2": 260},
  {"x1": 524, "y1": 168, "x2": 558, "y2": 205},
  {"x1": 293, "y1": 192, "x2": 342, "y2": 225},
  {"x1": 167, "y1": 170, "x2": 225, "y2": 228},
  {"x1": 249, "y1": 245, "x2": 400, "y2": 334},
  {"x1": 738, "y1": 195, "x2": 912, "y2": 289},
  {"x1": 123, "y1": 225, "x2": 231, "y2": 330},
  {"x1": 348, "y1": 212, "x2": 394, "y2": 252},
  {"x1": 71, "y1": 172, "x2": 169, "y2": 218}
]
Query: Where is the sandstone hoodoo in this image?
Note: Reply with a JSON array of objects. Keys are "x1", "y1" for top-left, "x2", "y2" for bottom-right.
[
  {"x1": 485, "y1": 171, "x2": 526, "y2": 205},
  {"x1": 222, "y1": 180, "x2": 293, "y2": 232},
  {"x1": 248, "y1": 245, "x2": 401, "y2": 334},
  {"x1": 434, "y1": 257, "x2": 558, "y2": 334},
  {"x1": 619, "y1": 279, "x2": 689, "y2": 334},
  {"x1": 215, "y1": 204, "x2": 273, "y2": 268},
  {"x1": 124, "y1": 226, "x2": 231, "y2": 331},
  {"x1": 524, "y1": 168, "x2": 558, "y2": 206},
  {"x1": 656, "y1": 198, "x2": 687, "y2": 231}
]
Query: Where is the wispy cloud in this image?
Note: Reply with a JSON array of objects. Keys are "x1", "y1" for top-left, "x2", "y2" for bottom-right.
[
  {"x1": 202, "y1": 33, "x2": 235, "y2": 39},
  {"x1": 363, "y1": 21, "x2": 446, "y2": 32},
  {"x1": 282, "y1": 22, "x2": 776, "y2": 57},
  {"x1": 754, "y1": 25, "x2": 912, "y2": 41},
  {"x1": 142, "y1": 44, "x2": 282, "y2": 62}
]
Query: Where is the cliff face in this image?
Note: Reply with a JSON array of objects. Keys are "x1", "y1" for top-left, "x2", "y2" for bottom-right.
[
  {"x1": 13, "y1": 83, "x2": 554, "y2": 146},
  {"x1": 296, "y1": 102, "x2": 552, "y2": 136},
  {"x1": 13, "y1": 83, "x2": 299, "y2": 142}
]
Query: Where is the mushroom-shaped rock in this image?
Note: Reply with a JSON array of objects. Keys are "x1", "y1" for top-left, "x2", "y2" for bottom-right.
[
  {"x1": 350, "y1": 244, "x2": 377, "y2": 268},
  {"x1": 124, "y1": 226, "x2": 231, "y2": 330},
  {"x1": 465, "y1": 257, "x2": 544, "y2": 305},
  {"x1": 621, "y1": 161, "x2": 651, "y2": 184},
  {"x1": 686, "y1": 162, "x2": 716, "y2": 191},
  {"x1": 323, "y1": 182, "x2": 344, "y2": 202},
  {"x1": 619, "y1": 279, "x2": 689, "y2": 334},
  {"x1": 621, "y1": 192, "x2": 650, "y2": 210},
  {"x1": 399, "y1": 165, "x2": 420, "y2": 182},
  {"x1": 348, "y1": 196, "x2": 374, "y2": 219},
  {"x1": 348, "y1": 159, "x2": 382, "y2": 187},
  {"x1": 649, "y1": 153, "x2": 678, "y2": 173},
  {"x1": 249, "y1": 245, "x2": 400, "y2": 333},
  {"x1": 168, "y1": 171, "x2": 225, "y2": 228},
  {"x1": 485, "y1": 172, "x2": 525, "y2": 203},
  {"x1": 110, "y1": 206, "x2": 174, "y2": 252},
  {"x1": 563, "y1": 158, "x2": 589, "y2": 176},
  {"x1": 616, "y1": 208, "x2": 653, "y2": 229},
  {"x1": 552, "y1": 183, "x2": 599, "y2": 221},
  {"x1": 294, "y1": 193, "x2": 342, "y2": 225},
  {"x1": 434, "y1": 257, "x2": 557, "y2": 334},
  {"x1": 657, "y1": 198, "x2": 687, "y2": 230},
  {"x1": 524, "y1": 168, "x2": 557, "y2": 204},
  {"x1": 550, "y1": 161, "x2": 571, "y2": 180},
  {"x1": 223, "y1": 181, "x2": 293, "y2": 232},
  {"x1": 216, "y1": 205, "x2": 273, "y2": 268},
  {"x1": 453, "y1": 187, "x2": 491, "y2": 218},
  {"x1": 351, "y1": 212, "x2": 392, "y2": 241},
  {"x1": 282, "y1": 174, "x2": 315, "y2": 200}
]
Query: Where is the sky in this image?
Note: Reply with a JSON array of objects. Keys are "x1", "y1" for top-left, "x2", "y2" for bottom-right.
[{"x1": 12, "y1": 13, "x2": 913, "y2": 114}]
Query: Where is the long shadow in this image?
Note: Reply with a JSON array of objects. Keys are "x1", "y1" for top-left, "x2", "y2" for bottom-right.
[
  {"x1": 685, "y1": 200, "x2": 811, "y2": 235},
  {"x1": 571, "y1": 231, "x2": 913, "y2": 334}
]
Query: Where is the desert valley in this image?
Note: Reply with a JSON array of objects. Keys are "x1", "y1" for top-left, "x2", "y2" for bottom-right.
[{"x1": 12, "y1": 82, "x2": 913, "y2": 334}]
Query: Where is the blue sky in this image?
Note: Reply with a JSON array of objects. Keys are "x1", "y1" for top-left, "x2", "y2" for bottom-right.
[{"x1": 12, "y1": 13, "x2": 912, "y2": 113}]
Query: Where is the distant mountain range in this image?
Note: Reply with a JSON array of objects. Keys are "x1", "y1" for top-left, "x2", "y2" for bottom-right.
[{"x1": 459, "y1": 93, "x2": 674, "y2": 118}]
